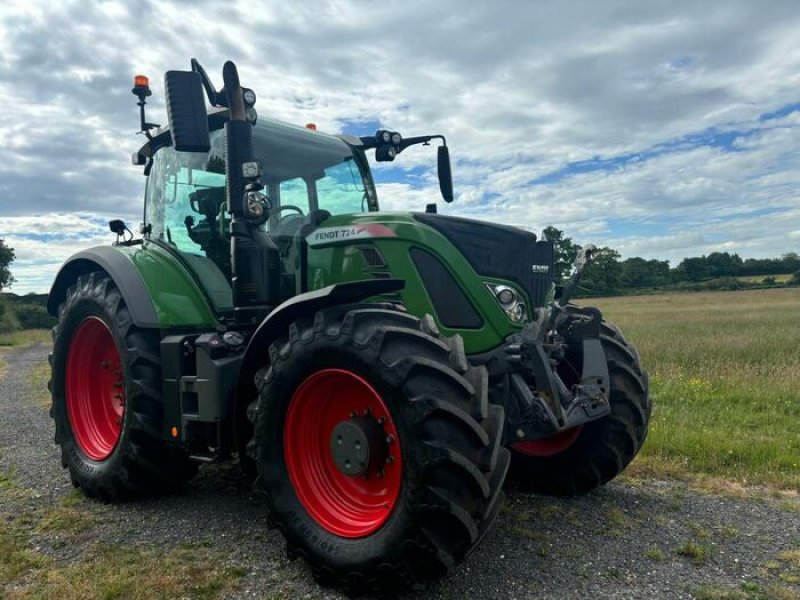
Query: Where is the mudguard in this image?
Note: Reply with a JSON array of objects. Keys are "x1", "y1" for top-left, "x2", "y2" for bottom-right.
[
  {"x1": 233, "y1": 278, "x2": 405, "y2": 461},
  {"x1": 48, "y1": 244, "x2": 219, "y2": 329},
  {"x1": 47, "y1": 247, "x2": 159, "y2": 327}
]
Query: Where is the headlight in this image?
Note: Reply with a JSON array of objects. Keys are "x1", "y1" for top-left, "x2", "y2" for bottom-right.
[
  {"x1": 486, "y1": 284, "x2": 527, "y2": 323},
  {"x1": 242, "y1": 88, "x2": 256, "y2": 106}
]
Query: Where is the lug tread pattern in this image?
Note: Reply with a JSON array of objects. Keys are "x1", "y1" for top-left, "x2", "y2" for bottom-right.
[
  {"x1": 508, "y1": 305, "x2": 651, "y2": 496},
  {"x1": 49, "y1": 272, "x2": 196, "y2": 502},
  {"x1": 246, "y1": 307, "x2": 507, "y2": 595}
]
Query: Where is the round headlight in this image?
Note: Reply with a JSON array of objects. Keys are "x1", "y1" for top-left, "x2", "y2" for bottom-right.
[
  {"x1": 242, "y1": 88, "x2": 256, "y2": 106},
  {"x1": 381, "y1": 131, "x2": 391, "y2": 143},
  {"x1": 496, "y1": 287, "x2": 515, "y2": 305},
  {"x1": 391, "y1": 132, "x2": 402, "y2": 145}
]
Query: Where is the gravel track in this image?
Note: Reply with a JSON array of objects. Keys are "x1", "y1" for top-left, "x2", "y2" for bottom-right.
[{"x1": 1, "y1": 343, "x2": 798, "y2": 599}]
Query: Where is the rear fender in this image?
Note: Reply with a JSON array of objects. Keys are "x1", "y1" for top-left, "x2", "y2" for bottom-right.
[
  {"x1": 48, "y1": 244, "x2": 219, "y2": 329},
  {"x1": 47, "y1": 247, "x2": 159, "y2": 327}
]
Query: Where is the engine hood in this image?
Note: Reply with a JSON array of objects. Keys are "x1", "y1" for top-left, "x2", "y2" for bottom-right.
[{"x1": 412, "y1": 213, "x2": 554, "y2": 307}]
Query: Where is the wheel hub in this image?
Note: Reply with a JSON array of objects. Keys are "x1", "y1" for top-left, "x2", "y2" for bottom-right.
[{"x1": 330, "y1": 416, "x2": 389, "y2": 477}]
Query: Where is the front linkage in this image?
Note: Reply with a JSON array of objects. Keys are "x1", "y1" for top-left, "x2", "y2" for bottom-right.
[{"x1": 476, "y1": 246, "x2": 611, "y2": 445}]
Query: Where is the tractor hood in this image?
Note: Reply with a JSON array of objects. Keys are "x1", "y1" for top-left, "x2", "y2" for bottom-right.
[{"x1": 411, "y1": 213, "x2": 555, "y2": 307}]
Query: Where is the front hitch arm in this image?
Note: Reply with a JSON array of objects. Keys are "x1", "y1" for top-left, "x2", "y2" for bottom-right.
[{"x1": 558, "y1": 244, "x2": 596, "y2": 307}]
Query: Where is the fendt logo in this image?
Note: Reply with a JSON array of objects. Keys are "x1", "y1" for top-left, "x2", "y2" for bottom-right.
[
  {"x1": 307, "y1": 224, "x2": 397, "y2": 247},
  {"x1": 531, "y1": 264, "x2": 549, "y2": 274}
]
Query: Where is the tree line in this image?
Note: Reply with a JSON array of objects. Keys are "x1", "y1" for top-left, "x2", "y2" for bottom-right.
[{"x1": 543, "y1": 226, "x2": 800, "y2": 297}]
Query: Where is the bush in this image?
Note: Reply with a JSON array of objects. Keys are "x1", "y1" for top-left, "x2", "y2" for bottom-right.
[
  {"x1": 14, "y1": 304, "x2": 56, "y2": 330},
  {"x1": 790, "y1": 271, "x2": 800, "y2": 286},
  {"x1": 762, "y1": 276, "x2": 777, "y2": 286},
  {"x1": 0, "y1": 297, "x2": 18, "y2": 333}
]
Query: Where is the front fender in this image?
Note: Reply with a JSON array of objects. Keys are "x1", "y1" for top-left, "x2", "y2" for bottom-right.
[{"x1": 233, "y1": 278, "x2": 405, "y2": 462}]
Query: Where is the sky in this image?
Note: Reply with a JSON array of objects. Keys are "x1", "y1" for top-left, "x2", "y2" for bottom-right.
[{"x1": 1, "y1": 0, "x2": 800, "y2": 293}]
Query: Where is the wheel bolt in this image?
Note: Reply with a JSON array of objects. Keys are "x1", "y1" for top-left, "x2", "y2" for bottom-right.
[
  {"x1": 386, "y1": 455, "x2": 394, "y2": 465},
  {"x1": 377, "y1": 416, "x2": 385, "y2": 425},
  {"x1": 350, "y1": 411, "x2": 357, "y2": 419},
  {"x1": 363, "y1": 407, "x2": 371, "y2": 416},
  {"x1": 377, "y1": 470, "x2": 385, "y2": 479},
  {"x1": 385, "y1": 434, "x2": 395, "y2": 444}
]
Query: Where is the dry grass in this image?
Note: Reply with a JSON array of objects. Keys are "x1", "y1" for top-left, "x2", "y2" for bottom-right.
[{"x1": 588, "y1": 288, "x2": 800, "y2": 490}]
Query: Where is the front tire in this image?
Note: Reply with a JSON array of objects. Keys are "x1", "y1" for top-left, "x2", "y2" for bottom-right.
[
  {"x1": 49, "y1": 272, "x2": 196, "y2": 501},
  {"x1": 249, "y1": 306, "x2": 509, "y2": 595},
  {"x1": 507, "y1": 308, "x2": 651, "y2": 496}
]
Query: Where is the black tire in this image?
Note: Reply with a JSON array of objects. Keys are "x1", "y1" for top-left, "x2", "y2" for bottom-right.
[
  {"x1": 248, "y1": 306, "x2": 509, "y2": 595},
  {"x1": 49, "y1": 272, "x2": 197, "y2": 501},
  {"x1": 507, "y1": 306, "x2": 651, "y2": 496}
]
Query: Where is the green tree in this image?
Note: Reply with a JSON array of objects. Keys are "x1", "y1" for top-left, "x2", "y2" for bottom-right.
[
  {"x1": 705, "y1": 252, "x2": 743, "y2": 277},
  {"x1": 542, "y1": 226, "x2": 579, "y2": 282},
  {"x1": 580, "y1": 247, "x2": 622, "y2": 295},
  {"x1": 674, "y1": 256, "x2": 710, "y2": 282},
  {"x1": 0, "y1": 239, "x2": 14, "y2": 291},
  {"x1": 621, "y1": 257, "x2": 670, "y2": 288}
]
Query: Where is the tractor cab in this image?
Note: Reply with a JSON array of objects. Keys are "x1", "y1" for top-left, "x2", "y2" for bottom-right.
[{"x1": 138, "y1": 111, "x2": 379, "y2": 313}]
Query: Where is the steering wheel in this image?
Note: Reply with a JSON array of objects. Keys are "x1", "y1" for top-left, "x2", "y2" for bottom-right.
[
  {"x1": 270, "y1": 204, "x2": 305, "y2": 221},
  {"x1": 269, "y1": 204, "x2": 305, "y2": 237}
]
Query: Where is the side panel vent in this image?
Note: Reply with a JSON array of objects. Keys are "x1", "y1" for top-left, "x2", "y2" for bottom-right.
[{"x1": 359, "y1": 246, "x2": 386, "y2": 269}]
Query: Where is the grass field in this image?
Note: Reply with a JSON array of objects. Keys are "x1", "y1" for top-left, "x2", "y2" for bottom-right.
[
  {"x1": 736, "y1": 274, "x2": 794, "y2": 284},
  {"x1": 589, "y1": 288, "x2": 800, "y2": 490}
]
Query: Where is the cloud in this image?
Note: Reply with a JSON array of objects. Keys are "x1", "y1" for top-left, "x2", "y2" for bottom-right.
[{"x1": 1, "y1": 0, "x2": 800, "y2": 292}]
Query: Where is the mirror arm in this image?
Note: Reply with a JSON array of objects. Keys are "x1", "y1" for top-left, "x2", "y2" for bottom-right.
[
  {"x1": 399, "y1": 134, "x2": 447, "y2": 151},
  {"x1": 191, "y1": 58, "x2": 228, "y2": 107}
]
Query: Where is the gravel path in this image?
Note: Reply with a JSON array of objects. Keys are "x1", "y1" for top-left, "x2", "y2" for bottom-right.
[{"x1": 1, "y1": 343, "x2": 798, "y2": 599}]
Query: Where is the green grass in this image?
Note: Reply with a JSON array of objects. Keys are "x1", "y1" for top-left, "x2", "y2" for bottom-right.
[
  {"x1": 0, "y1": 484, "x2": 244, "y2": 599},
  {"x1": 0, "y1": 329, "x2": 51, "y2": 347},
  {"x1": 588, "y1": 288, "x2": 800, "y2": 490}
]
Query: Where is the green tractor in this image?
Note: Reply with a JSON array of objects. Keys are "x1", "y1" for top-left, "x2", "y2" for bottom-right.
[{"x1": 47, "y1": 60, "x2": 650, "y2": 594}]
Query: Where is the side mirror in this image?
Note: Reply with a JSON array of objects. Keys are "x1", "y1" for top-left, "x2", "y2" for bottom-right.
[
  {"x1": 164, "y1": 70, "x2": 210, "y2": 152},
  {"x1": 437, "y1": 145, "x2": 454, "y2": 203}
]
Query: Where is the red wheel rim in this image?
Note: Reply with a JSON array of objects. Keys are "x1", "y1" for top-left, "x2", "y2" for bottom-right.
[
  {"x1": 513, "y1": 426, "x2": 583, "y2": 457},
  {"x1": 283, "y1": 369, "x2": 402, "y2": 538},
  {"x1": 65, "y1": 317, "x2": 125, "y2": 461}
]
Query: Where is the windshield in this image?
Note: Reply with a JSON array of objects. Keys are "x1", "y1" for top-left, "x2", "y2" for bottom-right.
[{"x1": 144, "y1": 116, "x2": 377, "y2": 257}]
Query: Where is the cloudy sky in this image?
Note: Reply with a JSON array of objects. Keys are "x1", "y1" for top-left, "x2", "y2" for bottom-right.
[{"x1": 1, "y1": 0, "x2": 800, "y2": 293}]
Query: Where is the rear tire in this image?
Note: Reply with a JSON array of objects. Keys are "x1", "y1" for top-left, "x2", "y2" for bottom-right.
[
  {"x1": 507, "y1": 307, "x2": 650, "y2": 496},
  {"x1": 249, "y1": 306, "x2": 509, "y2": 595},
  {"x1": 49, "y1": 272, "x2": 197, "y2": 501}
]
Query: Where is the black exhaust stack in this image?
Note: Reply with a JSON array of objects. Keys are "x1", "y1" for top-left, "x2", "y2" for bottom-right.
[
  {"x1": 162, "y1": 60, "x2": 280, "y2": 323},
  {"x1": 220, "y1": 61, "x2": 280, "y2": 322}
]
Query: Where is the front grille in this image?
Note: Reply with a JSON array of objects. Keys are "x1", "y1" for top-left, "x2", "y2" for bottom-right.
[{"x1": 413, "y1": 213, "x2": 554, "y2": 307}]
